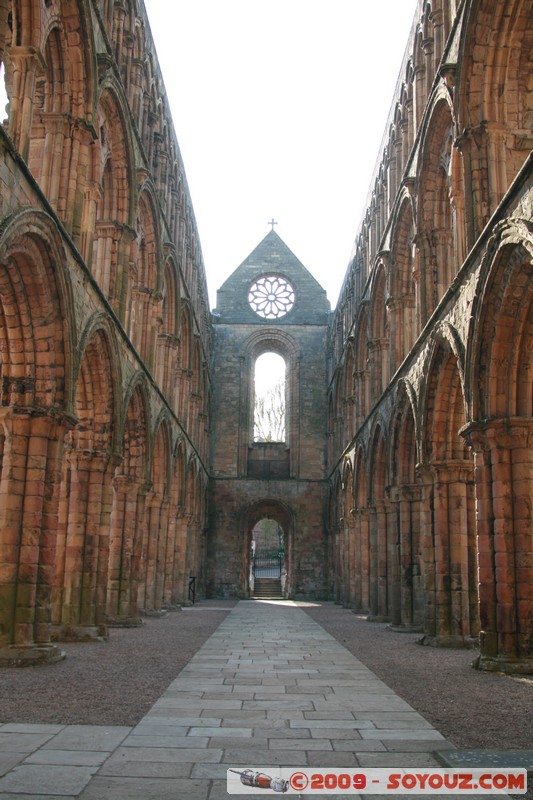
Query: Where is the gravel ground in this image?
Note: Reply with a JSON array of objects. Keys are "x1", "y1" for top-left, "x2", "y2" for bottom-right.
[
  {"x1": 299, "y1": 602, "x2": 533, "y2": 752},
  {"x1": 1, "y1": 599, "x2": 531, "y2": 752},
  {"x1": 0, "y1": 601, "x2": 237, "y2": 726}
]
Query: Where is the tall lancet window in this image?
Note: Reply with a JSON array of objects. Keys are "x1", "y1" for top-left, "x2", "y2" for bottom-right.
[{"x1": 254, "y1": 352, "x2": 286, "y2": 442}]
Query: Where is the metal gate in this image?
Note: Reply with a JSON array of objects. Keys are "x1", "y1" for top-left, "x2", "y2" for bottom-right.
[{"x1": 252, "y1": 551, "x2": 283, "y2": 578}]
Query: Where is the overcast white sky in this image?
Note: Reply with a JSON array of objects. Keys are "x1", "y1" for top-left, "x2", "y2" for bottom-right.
[{"x1": 143, "y1": 0, "x2": 418, "y2": 310}]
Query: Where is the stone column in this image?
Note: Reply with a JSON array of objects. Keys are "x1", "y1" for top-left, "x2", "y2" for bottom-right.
[
  {"x1": 347, "y1": 509, "x2": 357, "y2": 608},
  {"x1": 388, "y1": 483, "x2": 424, "y2": 629},
  {"x1": 172, "y1": 511, "x2": 193, "y2": 604},
  {"x1": 418, "y1": 460, "x2": 477, "y2": 646},
  {"x1": 142, "y1": 492, "x2": 169, "y2": 614},
  {"x1": 0, "y1": 408, "x2": 69, "y2": 666},
  {"x1": 106, "y1": 476, "x2": 147, "y2": 626},
  {"x1": 56, "y1": 449, "x2": 116, "y2": 640},
  {"x1": 352, "y1": 508, "x2": 370, "y2": 612},
  {"x1": 332, "y1": 525, "x2": 342, "y2": 605},
  {"x1": 463, "y1": 418, "x2": 533, "y2": 673},
  {"x1": 164, "y1": 500, "x2": 180, "y2": 607},
  {"x1": 4, "y1": 46, "x2": 44, "y2": 161},
  {"x1": 386, "y1": 486, "x2": 402, "y2": 626},
  {"x1": 375, "y1": 499, "x2": 390, "y2": 620}
]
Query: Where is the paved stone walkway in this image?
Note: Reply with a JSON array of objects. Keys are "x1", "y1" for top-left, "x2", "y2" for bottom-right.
[{"x1": 0, "y1": 601, "x2": 498, "y2": 799}]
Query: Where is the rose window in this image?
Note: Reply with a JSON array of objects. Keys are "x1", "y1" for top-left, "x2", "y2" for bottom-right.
[{"x1": 248, "y1": 275, "x2": 295, "y2": 319}]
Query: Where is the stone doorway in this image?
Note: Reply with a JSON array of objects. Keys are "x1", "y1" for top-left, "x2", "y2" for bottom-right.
[
  {"x1": 250, "y1": 518, "x2": 286, "y2": 599},
  {"x1": 245, "y1": 503, "x2": 292, "y2": 599}
]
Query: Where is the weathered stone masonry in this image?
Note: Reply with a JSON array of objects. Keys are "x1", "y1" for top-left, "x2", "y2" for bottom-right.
[
  {"x1": 0, "y1": 0, "x2": 211, "y2": 664},
  {"x1": 0, "y1": 0, "x2": 531, "y2": 676},
  {"x1": 327, "y1": 0, "x2": 533, "y2": 674}
]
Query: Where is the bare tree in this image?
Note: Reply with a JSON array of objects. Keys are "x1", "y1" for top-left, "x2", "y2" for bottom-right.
[{"x1": 254, "y1": 379, "x2": 285, "y2": 442}]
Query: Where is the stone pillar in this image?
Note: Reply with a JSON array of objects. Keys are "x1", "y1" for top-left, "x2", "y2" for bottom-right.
[
  {"x1": 172, "y1": 512, "x2": 193, "y2": 604},
  {"x1": 0, "y1": 408, "x2": 69, "y2": 666},
  {"x1": 339, "y1": 518, "x2": 351, "y2": 607},
  {"x1": 463, "y1": 418, "x2": 533, "y2": 674},
  {"x1": 4, "y1": 46, "x2": 44, "y2": 161},
  {"x1": 55, "y1": 449, "x2": 116, "y2": 640},
  {"x1": 63, "y1": 119, "x2": 98, "y2": 242},
  {"x1": 368, "y1": 501, "x2": 389, "y2": 620},
  {"x1": 376, "y1": 499, "x2": 390, "y2": 620},
  {"x1": 386, "y1": 486, "x2": 402, "y2": 626},
  {"x1": 347, "y1": 509, "x2": 357, "y2": 608},
  {"x1": 352, "y1": 508, "x2": 370, "y2": 612},
  {"x1": 106, "y1": 476, "x2": 146, "y2": 626},
  {"x1": 155, "y1": 334, "x2": 179, "y2": 403},
  {"x1": 142, "y1": 491, "x2": 168, "y2": 613},
  {"x1": 332, "y1": 525, "x2": 342, "y2": 604},
  {"x1": 388, "y1": 483, "x2": 424, "y2": 629},
  {"x1": 164, "y1": 500, "x2": 180, "y2": 607},
  {"x1": 418, "y1": 460, "x2": 477, "y2": 646}
]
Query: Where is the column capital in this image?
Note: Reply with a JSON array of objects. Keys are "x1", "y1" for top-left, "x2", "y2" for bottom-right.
[{"x1": 461, "y1": 417, "x2": 533, "y2": 452}]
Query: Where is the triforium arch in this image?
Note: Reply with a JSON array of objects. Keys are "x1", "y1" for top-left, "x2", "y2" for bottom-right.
[
  {"x1": 243, "y1": 499, "x2": 294, "y2": 599},
  {"x1": 462, "y1": 221, "x2": 533, "y2": 672},
  {"x1": 415, "y1": 90, "x2": 459, "y2": 321},
  {"x1": 456, "y1": 0, "x2": 533, "y2": 245}
]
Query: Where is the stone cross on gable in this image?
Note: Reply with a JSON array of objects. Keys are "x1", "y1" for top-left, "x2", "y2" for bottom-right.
[{"x1": 268, "y1": 218, "x2": 278, "y2": 231}]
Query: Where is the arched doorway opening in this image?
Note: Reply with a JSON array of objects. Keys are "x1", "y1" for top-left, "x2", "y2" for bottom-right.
[{"x1": 243, "y1": 500, "x2": 293, "y2": 599}]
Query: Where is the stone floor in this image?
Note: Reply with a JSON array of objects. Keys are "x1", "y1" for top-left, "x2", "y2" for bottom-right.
[{"x1": 0, "y1": 601, "x2": 524, "y2": 799}]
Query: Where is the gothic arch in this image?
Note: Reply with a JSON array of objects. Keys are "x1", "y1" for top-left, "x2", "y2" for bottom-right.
[
  {"x1": 467, "y1": 221, "x2": 533, "y2": 420},
  {"x1": 5, "y1": 1, "x2": 96, "y2": 222},
  {"x1": 461, "y1": 220, "x2": 533, "y2": 671},
  {"x1": 368, "y1": 263, "x2": 390, "y2": 402},
  {"x1": 389, "y1": 381, "x2": 424, "y2": 628},
  {"x1": 92, "y1": 83, "x2": 136, "y2": 314},
  {"x1": 54, "y1": 324, "x2": 116, "y2": 639},
  {"x1": 343, "y1": 342, "x2": 356, "y2": 440},
  {"x1": 155, "y1": 254, "x2": 180, "y2": 401},
  {"x1": 120, "y1": 371, "x2": 151, "y2": 481},
  {"x1": 457, "y1": 0, "x2": 533, "y2": 203},
  {"x1": 0, "y1": 208, "x2": 73, "y2": 409},
  {"x1": 419, "y1": 330, "x2": 477, "y2": 645},
  {"x1": 240, "y1": 328, "x2": 300, "y2": 476},
  {"x1": 0, "y1": 209, "x2": 73, "y2": 659},
  {"x1": 76, "y1": 313, "x2": 122, "y2": 447},
  {"x1": 130, "y1": 185, "x2": 161, "y2": 366},
  {"x1": 421, "y1": 325, "x2": 468, "y2": 462},
  {"x1": 450, "y1": 0, "x2": 533, "y2": 247},
  {"x1": 142, "y1": 415, "x2": 171, "y2": 611},
  {"x1": 354, "y1": 305, "x2": 370, "y2": 429},
  {"x1": 107, "y1": 374, "x2": 150, "y2": 624},
  {"x1": 416, "y1": 91, "x2": 457, "y2": 320},
  {"x1": 389, "y1": 193, "x2": 417, "y2": 368},
  {"x1": 242, "y1": 497, "x2": 295, "y2": 598}
]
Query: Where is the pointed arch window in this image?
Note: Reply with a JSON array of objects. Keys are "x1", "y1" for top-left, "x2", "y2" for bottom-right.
[{"x1": 253, "y1": 352, "x2": 286, "y2": 442}]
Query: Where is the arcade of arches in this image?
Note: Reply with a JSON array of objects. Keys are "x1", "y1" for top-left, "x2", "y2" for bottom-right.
[{"x1": 0, "y1": 0, "x2": 531, "y2": 676}]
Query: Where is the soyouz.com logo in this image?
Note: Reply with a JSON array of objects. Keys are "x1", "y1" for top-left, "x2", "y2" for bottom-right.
[{"x1": 227, "y1": 767, "x2": 527, "y2": 794}]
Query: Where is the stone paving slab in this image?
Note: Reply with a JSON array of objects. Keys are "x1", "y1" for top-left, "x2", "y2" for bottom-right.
[{"x1": 0, "y1": 600, "x2": 519, "y2": 800}]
